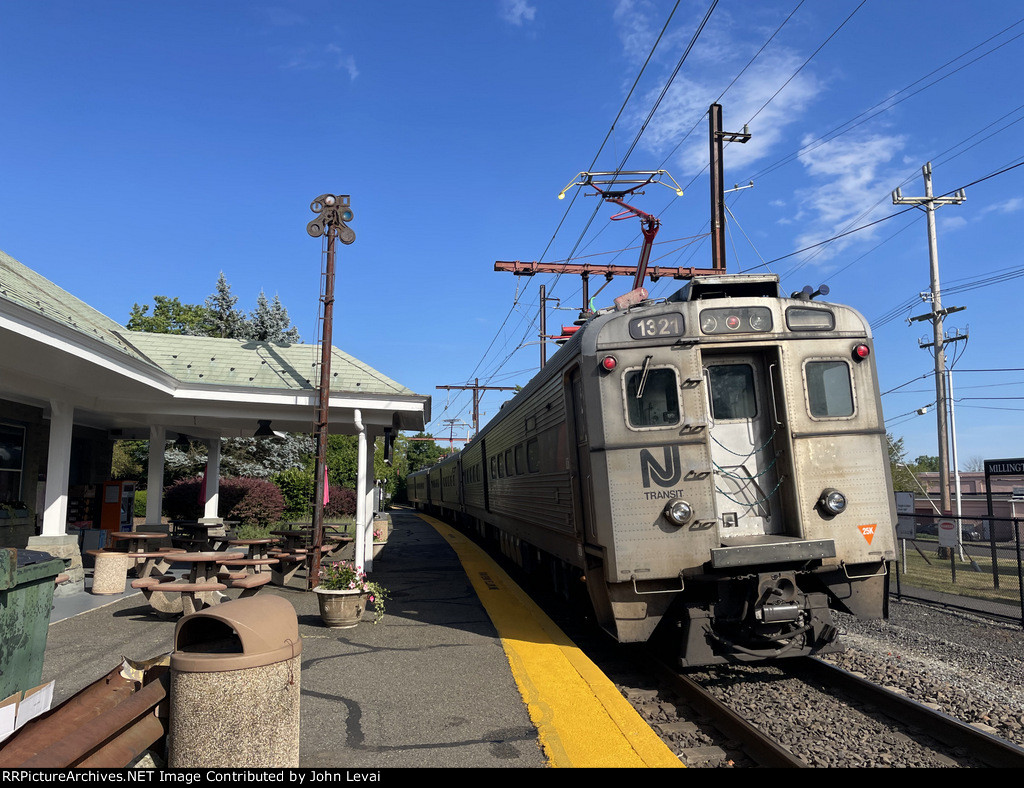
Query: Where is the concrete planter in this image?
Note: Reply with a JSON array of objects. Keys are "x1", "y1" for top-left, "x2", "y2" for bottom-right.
[{"x1": 314, "y1": 587, "x2": 366, "y2": 628}]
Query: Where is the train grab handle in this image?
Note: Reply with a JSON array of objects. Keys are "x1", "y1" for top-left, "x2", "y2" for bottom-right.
[
  {"x1": 631, "y1": 574, "x2": 685, "y2": 595},
  {"x1": 840, "y1": 561, "x2": 888, "y2": 580}
]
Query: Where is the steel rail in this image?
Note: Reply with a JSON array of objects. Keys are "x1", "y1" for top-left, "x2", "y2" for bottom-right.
[
  {"x1": 797, "y1": 657, "x2": 1024, "y2": 768},
  {"x1": 642, "y1": 655, "x2": 807, "y2": 768}
]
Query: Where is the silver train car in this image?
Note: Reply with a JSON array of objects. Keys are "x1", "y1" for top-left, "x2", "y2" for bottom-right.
[{"x1": 408, "y1": 274, "x2": 897, "y2": 666}]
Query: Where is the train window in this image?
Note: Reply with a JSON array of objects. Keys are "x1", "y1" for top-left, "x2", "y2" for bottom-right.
[
  {"x1": 527, "y1": 439, "x2": 539, "y2": 472},
  {"x1": 707, "y1": 364, "x2": 757, "y2": 420},
  {"x1": 786, "y1": 307, "x2": 835, "y2": 331},
  {"x1": 805, "y1": 360, "x2": 854, "y2": 417},
  {"x1": 624, "y1": 367, "x2": 681, "y2": 428},
  {"x1": 490, "y1": 457, "x2": 497, "y2": 479},
  {"x1": 505, "y1": 450, "x2": 513, "y2": 476},
  {"x1": 515, "y1": 444, "x2": 525, "y2": 475}
]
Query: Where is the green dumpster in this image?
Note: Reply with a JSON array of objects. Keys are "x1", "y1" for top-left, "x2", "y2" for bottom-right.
[{"x1": 0, "y1": 548, "x2": 66, "y2": 700}]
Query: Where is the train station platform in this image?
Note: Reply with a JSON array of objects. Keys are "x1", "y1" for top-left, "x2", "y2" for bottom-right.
[{"x1": 38, "y1": 508, "x2": 682, "y2": 769}]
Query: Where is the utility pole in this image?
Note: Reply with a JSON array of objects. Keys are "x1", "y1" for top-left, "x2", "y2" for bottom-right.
[
  {"x1": 893, "y1": 163, "x2": 966, "y2": 515},
  {"x1": 709, "y1": 103, "x2": 750, "y2": 271},
  {"x1": 538, "y1": 285, "x2": 563, "y2": 369},
  {"x1": 306, "y1": 193, "x2": 355, "y2": 588},
  {"x1": 442, "y1": 419, "x2": 470, "y2": 448},
  {"x1": 436, "y1": 378, "x2": 517, "y2": 435}
]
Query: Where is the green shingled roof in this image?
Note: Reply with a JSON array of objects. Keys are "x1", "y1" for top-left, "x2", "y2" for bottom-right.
[
  {"x1": 1, "y1": 249, "x2": 416, "y2": 397},
  {"x1": 124, "y1": 332, "x2": 414, "y2": 395},
  {"x1": 0, "y1": 249, "x2": 155, "y2": 366}
]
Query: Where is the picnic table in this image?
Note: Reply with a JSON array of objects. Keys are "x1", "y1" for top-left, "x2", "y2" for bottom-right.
[
  {"x1": 106, "y1": 532, "x2": 168, "y2": 575},
  {"x1": 170, "y1": 521, "x2": 230, "y2": 551},
  {"x1": 132, "y1": 550, "x2": 245, "y2": 617},
  {"x1": 224, "y1": 538, "x2": 282, "y2": 575}
]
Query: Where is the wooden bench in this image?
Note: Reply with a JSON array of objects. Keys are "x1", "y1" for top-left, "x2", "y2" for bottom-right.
[{"x1": 131, "y1": 577, "x2": 228, "y2": 617}]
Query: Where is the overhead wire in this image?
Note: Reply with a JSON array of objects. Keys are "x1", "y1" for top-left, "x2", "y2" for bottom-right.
[{"x1": 475, "y1": 0, "x2": 722, "y2": 405}]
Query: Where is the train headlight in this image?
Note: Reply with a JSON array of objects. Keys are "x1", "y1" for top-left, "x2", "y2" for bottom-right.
[
  {"x1": 664, "y1": 498, "x2": 693, "y2": 526},
  {"x1": 819, "y1": 488, "x2": 847, "y2": 516},
  {"x1": 600, "y1": 355, "x2": 617, "y2": 372}
]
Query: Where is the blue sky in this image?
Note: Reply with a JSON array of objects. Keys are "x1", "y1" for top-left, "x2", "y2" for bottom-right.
[{"x1": 2, "y1": 1, "x2": 1022, "y2": 467}]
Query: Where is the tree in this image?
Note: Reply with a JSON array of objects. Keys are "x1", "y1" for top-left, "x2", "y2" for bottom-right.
[
  {"x1": 888, "y1": 434, "x2": 919, "y2": 493},
  {"x1": 247, "y1": 291, "x2": 300, "y2": 343},
  {"x1": 404, "y1": 433, "x2": 448, "y2": 474},
  {"x1": 964, "y1": 455, "x2": 986, "y2": 472},
  {"x1": 204, "y1": 272, "x2": 248, "y2": 339},
  {"x1": 127, "y1": 296, "x2": 210, "y2": 335},
  {"x1": 912, "y1": 455, "x2": 941, "y2": 473}
]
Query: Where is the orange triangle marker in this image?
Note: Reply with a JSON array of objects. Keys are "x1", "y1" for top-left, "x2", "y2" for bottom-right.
[{"x1": 858, "y1": 524, "x2": 876, "y2": 544}]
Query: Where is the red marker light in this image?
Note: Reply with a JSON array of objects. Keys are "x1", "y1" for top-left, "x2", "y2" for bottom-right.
[
  {"x1": 853, "y1": 343, "x2": 870, "y2": 360},
  {"x1": 726, "y1": 315, "x2": 741, "y2": 330},
  {"x1": 601, "y1": 356, "x2": 617, "y2": 371}
]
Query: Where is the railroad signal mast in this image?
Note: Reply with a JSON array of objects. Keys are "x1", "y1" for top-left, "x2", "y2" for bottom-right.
[{"x1": 306, "y1": 193, "x2": 355, "y2": 589}]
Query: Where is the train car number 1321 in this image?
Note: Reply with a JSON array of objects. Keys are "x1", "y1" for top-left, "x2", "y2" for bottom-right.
[{"x1": 628, "y1": 312, "x2": 685, "y2": 340}]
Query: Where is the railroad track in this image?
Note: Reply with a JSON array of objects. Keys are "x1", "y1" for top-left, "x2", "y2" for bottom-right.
[
  {"x1": 638, "y1": 652, "x2": 1024, "y2": 768},
  {"x1": 788, "y1": 657, "x2": 1024, "y2": 768},
  {"x1": 641, "y1": 654, "x2": 806, "y2": 767}
]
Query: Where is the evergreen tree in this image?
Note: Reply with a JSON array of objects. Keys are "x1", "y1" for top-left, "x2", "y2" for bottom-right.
[
  {"x1": 248, "y1": 291, "x2": 300, "y2": 343},
  {"x1": 204, "y1": 272, "x2": 248, "y2": 339}
]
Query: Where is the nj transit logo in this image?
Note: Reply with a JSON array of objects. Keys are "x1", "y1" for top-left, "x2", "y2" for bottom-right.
[{"x1": 640, "y1": 446, "x2": 682, "y2": 488}]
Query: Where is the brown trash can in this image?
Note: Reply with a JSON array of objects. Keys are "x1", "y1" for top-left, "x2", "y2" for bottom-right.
[{"x1": 167, "y1": 596, "x2": 302, "y2": 768}]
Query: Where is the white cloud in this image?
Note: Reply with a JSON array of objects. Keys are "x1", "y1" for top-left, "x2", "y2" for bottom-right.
[
  {"x1": 500, "y1": 0, "x2": 537, "y2": 27},
  {"x1": 327, "y1": 44, "x2": 359, "y2": 81},
  {"x1": 940, "y1": 215, "x2": 968, "y2": 232},
  {"x1": 613, "y1": 0, "x2": 664, "y2": 62},
  {"x1": 789, "y1": 131, "x2": 907, "y2": 263},
  {"x1": 983, "y1": 196, "x2": 1024, "y2": 215},
  {"x1": 277, "y1": 44, "x2": 358, "y2": 81}
]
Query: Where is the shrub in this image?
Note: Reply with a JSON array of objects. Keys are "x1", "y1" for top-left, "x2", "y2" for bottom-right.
[
  {"x1": 163, "y1": 476, "x2": 204, "y2": 521},
  {"x1": 273, "y1": 467, "x2": 314, "y2": 516},
  {"x1": 225, "y1": 477, "x2": 285, "y2": 527},
  {"x1": 325, "y1": 486, "x2": 357, "y2": 519},
  {"x1": 162, "y1": 475, "x2": 285, "y2": 527},
  {"x1": 134, "y1": 489, "x2": 147, "y2": 519}
]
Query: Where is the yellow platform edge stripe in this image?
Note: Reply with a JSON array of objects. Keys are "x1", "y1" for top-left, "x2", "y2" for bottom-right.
[{"x1": 418, "y1": 513, "x2": 683, "y2": 769}]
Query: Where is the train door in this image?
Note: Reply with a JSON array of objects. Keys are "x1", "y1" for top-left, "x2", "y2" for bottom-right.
[
  {"x1": 566, "y1": 367, "x2": 593, "y2": 542},
  {"x1": 702, "y1": 352, "x2": 784, "y2": 538}
]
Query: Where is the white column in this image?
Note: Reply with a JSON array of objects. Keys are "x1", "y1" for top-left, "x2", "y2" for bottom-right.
[
  {"x1": 41, "y1": 400, "x2": 73, "y2": 537},
  {"x1": 362, "y1": 430, "x2": 377, "y2": 569},
  {"x1": 354, "y1": 410, "x2": 368, "y2": 572},
  {"x1": 203, "y1": 438, "x2": 221, "y2": 521},
  {"x1": 146, "y1": 426, "x2": 166, "y2": 524}
]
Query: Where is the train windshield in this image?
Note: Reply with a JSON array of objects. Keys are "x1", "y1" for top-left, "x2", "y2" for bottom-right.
[
  {"x1": 805, "y1": 360, "x2": 854, "y2": 417},
  {"x1": 707, "y1": 364, "x2": 757, "y2": 420},
  {"x1": 624, "y1": 367, "x2": 680, "y2": 428}
]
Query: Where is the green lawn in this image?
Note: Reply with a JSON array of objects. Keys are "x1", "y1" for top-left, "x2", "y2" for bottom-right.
[{"x1": 895, "y1": 539, "x2": 1024, "y2": 606}]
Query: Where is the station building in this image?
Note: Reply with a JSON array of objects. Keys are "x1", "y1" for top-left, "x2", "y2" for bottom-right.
[{"x1": 0, "y1": 249, "x2": 430, "y2": 594}]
